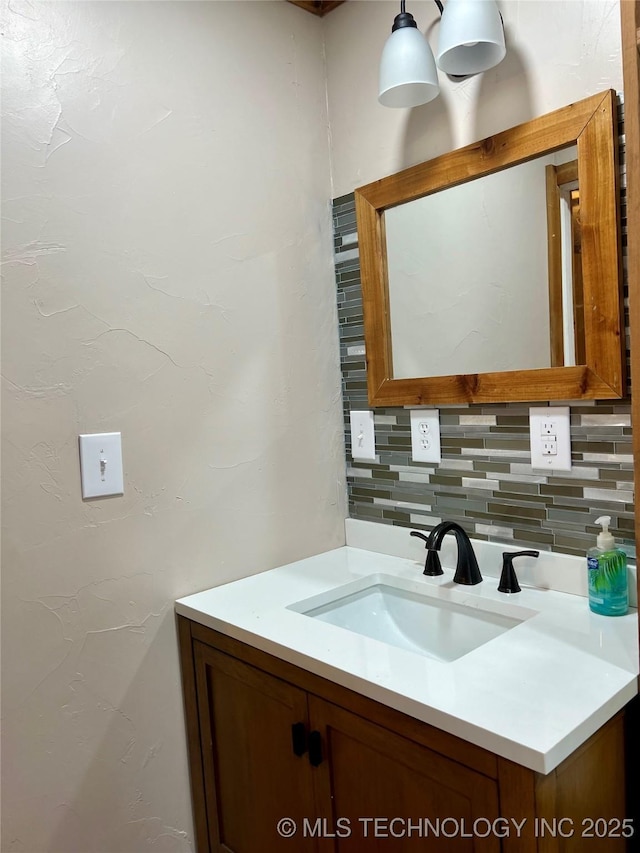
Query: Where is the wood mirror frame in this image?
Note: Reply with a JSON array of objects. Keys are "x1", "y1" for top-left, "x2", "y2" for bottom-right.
[{"x1": 355, "y1": 90, "x2": 624, "y2": 407}]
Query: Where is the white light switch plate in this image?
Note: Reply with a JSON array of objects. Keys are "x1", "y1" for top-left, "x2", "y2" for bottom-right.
[
  {"x1": 529, "y1": 407, "x2": 571, "y2": 471},
  {"x1": 79, "y1": 432, "x2": 124, "y2": 499},
  {"x1": 350, "y1": 410, "x2": 376, "y2": 461},
  {"x1": 410, "y1": 409, "x2": 441, "y2": 464}
]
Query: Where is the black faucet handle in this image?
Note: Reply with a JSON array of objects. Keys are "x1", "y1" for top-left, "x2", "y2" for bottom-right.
[
  {"x1": 423, "y1": 549, "x2": 443, "y2": 576},
  {"x1": 410, "y1": 530, "x2": 444, "y2": 576},
  {"x1": 498, "y1": 550, "x2": 539, "y2": 594},
  {"x1": 410, "y1": 531, "x2": 429, "y2": 545}
]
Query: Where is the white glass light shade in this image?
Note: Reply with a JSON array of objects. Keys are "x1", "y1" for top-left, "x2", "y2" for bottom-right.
[
  {"x1": 436, "y1": 0, "x2": 506, "y2": 76},
  {"x1": 379, "y1": 27, "x2": 440, "y2": 109}
]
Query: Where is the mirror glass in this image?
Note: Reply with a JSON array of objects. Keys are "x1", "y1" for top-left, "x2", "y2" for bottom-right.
[{"x1": 386, "y1": 145, "x2": 579, "y2": 379}]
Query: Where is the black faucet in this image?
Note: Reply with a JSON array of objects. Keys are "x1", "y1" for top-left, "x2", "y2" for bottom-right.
[{"x1": 426, "y1": 521, "x2": 483, "y2": 585}]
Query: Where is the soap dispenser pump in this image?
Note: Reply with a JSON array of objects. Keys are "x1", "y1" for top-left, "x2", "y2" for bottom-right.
[{"x1": 587, "y1": 516, "x2": 628, "y2": 616}]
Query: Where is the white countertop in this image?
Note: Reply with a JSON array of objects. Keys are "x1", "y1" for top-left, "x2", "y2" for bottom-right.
[{"x1": 176, "y1": 545, "x2": 639, "y2": 774}]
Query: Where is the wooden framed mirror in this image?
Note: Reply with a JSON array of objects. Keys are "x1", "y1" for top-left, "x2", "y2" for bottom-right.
[{"x1": 355, "y1": 90, "x2": 624, "y2": 407}]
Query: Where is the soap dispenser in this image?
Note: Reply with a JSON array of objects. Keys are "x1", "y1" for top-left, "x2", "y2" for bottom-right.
[{"x1": 587, "y1": 516, "x2": 628, "y2": 616}]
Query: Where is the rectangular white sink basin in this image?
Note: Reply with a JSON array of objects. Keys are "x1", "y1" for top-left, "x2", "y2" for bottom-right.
[{"x1": 289, "y1": 574, "x2": 534, "y2": 662}]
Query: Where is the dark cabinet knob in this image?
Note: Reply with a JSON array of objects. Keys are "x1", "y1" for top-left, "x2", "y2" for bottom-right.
[
  {"x1": 291, "y1": 722, "x2": 307, "y2": 757},
  {"x1": 308, "y1": 730, "x2": 323, "y2": 767}
]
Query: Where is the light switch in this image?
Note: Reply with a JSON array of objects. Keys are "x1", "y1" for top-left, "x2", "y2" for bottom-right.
[
  {"x1": 79, "y1": 432, "x2": 124, "y2": 499},
  {"x1": 529, "y1": 407, "x2": 571, "y2": 471},
  {"x1": 410, "y1": 409, "x2": 441, "y2": 464},
  {"x1": 349, "y1": 410, "x2": 376, "y2": 461}
]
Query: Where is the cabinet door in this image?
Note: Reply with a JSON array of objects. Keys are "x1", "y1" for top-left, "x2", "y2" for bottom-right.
[
  {"x1": 309, "y1": 696, "x2": 501, "y2": 852},
  {"x1": 194, "y1": 642, "x2": 319, "y2": 853}
]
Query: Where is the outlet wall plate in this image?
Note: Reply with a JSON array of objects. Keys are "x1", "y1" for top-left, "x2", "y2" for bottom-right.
[
  {"x1": 410, "y1": 409, "x2": 441, "y2": 464},
  {"x1": 529, "y1": 407, "x2": 572, "y2": 471}
]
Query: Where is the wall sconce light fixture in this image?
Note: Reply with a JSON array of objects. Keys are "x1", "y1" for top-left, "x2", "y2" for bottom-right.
[{"x1": 379, "y1": 0, "x2": 506, "y2": 108}]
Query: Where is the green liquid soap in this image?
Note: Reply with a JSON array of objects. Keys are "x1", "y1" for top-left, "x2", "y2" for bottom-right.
[{"x1": 587, "y1": 515, "x2": 628, "y2": 617}]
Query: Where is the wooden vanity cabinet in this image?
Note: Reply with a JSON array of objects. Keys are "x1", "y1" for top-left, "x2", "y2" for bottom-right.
[{"x1": 178, "y1": 616, "x2": 629, "y2": 853}]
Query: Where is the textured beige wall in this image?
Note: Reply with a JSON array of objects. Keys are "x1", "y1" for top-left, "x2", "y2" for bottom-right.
[
  {"x1": 1, "y1": 2, "x2": 345, "y2": 850},
  {"x1": 323, "y1": 0, "x2": 623, "y2": 197}
]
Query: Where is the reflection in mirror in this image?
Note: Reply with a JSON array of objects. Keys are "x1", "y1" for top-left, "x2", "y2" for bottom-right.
[{"x1": 386, "y1": 146, "x2": 579, "y2": 379}]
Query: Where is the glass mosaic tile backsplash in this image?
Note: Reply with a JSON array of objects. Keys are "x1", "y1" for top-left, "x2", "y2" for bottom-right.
[{"x1": 334, "y1": 109, "x2": 634, "y2": 559}]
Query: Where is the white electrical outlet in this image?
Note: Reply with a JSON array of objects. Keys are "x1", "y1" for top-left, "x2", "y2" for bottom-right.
[
  {"x1": 541, "y1": 419, "x2": 559, "y2": 436},
  {"x1": 410, "y1": 410, "x2": 441, "y2": 464},
  {"x1": 529, "y1": 407, "x2": 571, "y2": 471},
  {"x1": 349, "y1": 410, "x2": 376, "y2": 461},
  {"x1": 79, "y1": 432, "x2": 124, "y2": 498}
]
